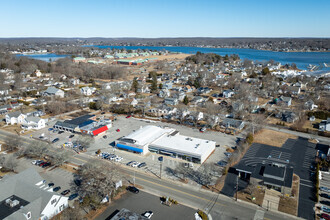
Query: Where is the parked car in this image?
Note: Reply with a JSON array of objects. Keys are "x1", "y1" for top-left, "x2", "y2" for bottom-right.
[
  {"x1": 31, "y1": 160, "x2": 38, "y2": 165},
  {"x1": 42, "y1": 162, "x2": 51, "y2": 168},
  {"x1": 35, "y1": 160, "x2": 44, "y2": 165},
  {"x1": 39, "y1": 162, "x2": 47, "y2": 167},
  {"x1": 101, "y1": 112, "x2": 106, "y2": 114},
  {"x1": 116, "y1": 129, "x2": 120, "y2": 132},
  {"x1": 48, "y1": 183, "x2": 55, "y2": 187},
  {"x1": 127, "y1": 186, "x2": 139, "y2": 194},
  {"x1": 138, "y1": 162, "x2": 147, "y2": 168},
  {"x1": 61, "y1": 190, "x2": 71, "y2": 195},
  {"x1": 48, "y1": 128, "x2": 53, "y2": 131},
  {"x1": 216, "y1": 144, "x2": 220, "y2": 148},
  {"x1": 53, "y1": 186, "x2": 61, "y2": 192},
  {"x1": 321, "y1": 213, "x2": 330, "y2": 220},
  {"x1": 142, "y1": 211, "x2": 153, "y2": 219},
  {"x1": 126, "y1": 161, "x2": 135, "y2": 166},
  {"x1": 321, "y1": 194, "x2": 330, "y2": 199},
  {"x1": 115, "y1": 156, "x2": 123, "y2": 162},
  {"x1": 52, "y1": 138, "x2": 59, "y2": 143},
  {"x1": 74, "y1": 179, "x2": 81, "y2": 186},
  {"x1": 217, "y1": 160, "x2": 228, "y2": 167},
  {"x1": 69, "y1": 135, "x2": 75, "y2": 138},
  {"x1": 126, "y1": 115, "x2": 132, "y2": 118},
  {"x1": 58, "y1": 131, "x2": 64, "y2": 134},
  {"x1": 200, "y1": 127, "x2": 206, "y2": 132},
  {"x1": 131, "y1": 162, "x2": 140, "y2": 168},
  {"x1": 321, "y1": 206, "x2": 330, "y2": 213},
  {"x1": 69, "y1": 193, "x2": 78, "y2": 200},
  {"x1": 224, "y1": 152, "x2": 232, "y2": 157},
  {"x1": 320, "y1": 187, "x2": 330, "y2": 193}
]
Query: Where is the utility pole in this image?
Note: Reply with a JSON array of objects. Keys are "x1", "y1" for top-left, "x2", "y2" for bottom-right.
[
  {"x1": 160, "y1": 161, "x2": 162, "y2": 179},
  {"x1": 236, "y1": 175, "x2": 238, "y2": 201}
]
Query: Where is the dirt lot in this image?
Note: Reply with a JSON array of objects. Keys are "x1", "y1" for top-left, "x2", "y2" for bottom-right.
[
  {"x1": 278, "y1": 174, "x2": 299, "y2": 216},
  {"x1": 237, "y1": 186, "x2": 265, "y2": 206},
  {"x1": 253, "y1": 129, "x2": 297, "y2": 147}
]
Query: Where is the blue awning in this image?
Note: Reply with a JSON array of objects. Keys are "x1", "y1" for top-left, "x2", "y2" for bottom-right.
[{"x1": 116, "y1": 143, "x2": 143, "y2": 153}]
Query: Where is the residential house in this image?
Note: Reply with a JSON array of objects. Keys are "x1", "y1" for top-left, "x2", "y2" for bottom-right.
[
  {"x1": 164, "y1": 98, "x2": 178, "y2": 106},
  {"x1": 282, "y1": 111, "x2": 298, "y2": 123},
  {"x1": 21, "y1": 116, "x2": 46, "y2": 130},
  {"x1": 0, "y1": 168, "x2": 68, "y2": 220},
  {"x1": 70, "y1": 78, "x2": 80, "y2": 85},
  {"x1": 191, "y1": 96, "x2": 204, "y2": 105},
  {"x1": 5, "y1": 111, "x2": 27, "y2": 125},
  {"x1": 196, "y1": 87, "x2": 212, "y2": 95},
  {"x1": 286, "y1": 86, "x2": 300, "y2": 95},
  {"x1": 158, "y1": 88, "x2": 171, "y2": 98},
  {"x1": 42, "y1": 87, "x2": 64, "y2": 98},
  {"x1": 277, "y1": 96, "x2": 292, "y2": 107},
  {"x1": 305, "y1": 100, "x2": 318, "y2": 110},
  {"x1": 319, "y1": 118, "x2": 330, "y2": 132},
  {"x1": 221, "y1": 118, "x2": 245, "y2": 130},
  {"x1": 223, "y1": 89, "x2": 234, "y2": 98},
  {"x1": 80, "y1": 87, "x2": 96, "y2": 96}
]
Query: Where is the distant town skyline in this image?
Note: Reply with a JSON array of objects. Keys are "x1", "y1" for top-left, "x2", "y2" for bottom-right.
[{"x1": 1, "y1": 0, "x2": 330, "y2": 38}]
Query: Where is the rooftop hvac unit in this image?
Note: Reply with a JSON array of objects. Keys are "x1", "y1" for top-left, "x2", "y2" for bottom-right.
[{"x1": 6, "y1": 199, "x2": 20, "y2": 207}]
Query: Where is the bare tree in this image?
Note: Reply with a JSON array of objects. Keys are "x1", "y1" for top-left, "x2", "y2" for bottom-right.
[
  {"x1": 76, "y1": 159, "x2": 122, "y2": 206},
  {"x1": 4, "y1": 135, "x2": 22, "y2": 152}
]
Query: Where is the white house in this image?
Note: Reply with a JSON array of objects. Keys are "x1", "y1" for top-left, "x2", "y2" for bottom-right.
[
  {"x1": 223, "y1": 89, "x2": 234, "y2": 98},
  {"x1": 80, "y1": 87, "x2": 96, "y2": 96},
  {"x1": 0, "y1": 168, "x2": 68, "y2": 220},
  {"x1": 21, "y1": 116, "x2": 46, "y2": 130},
  {"x1": 42, "y1": 87, "x2": 65, "y2": 98},
  {"x1": 5, "y1": 111, "x2": 27, "y2": 125}
]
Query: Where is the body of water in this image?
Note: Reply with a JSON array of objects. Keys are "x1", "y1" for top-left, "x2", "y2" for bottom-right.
[
  {"x1": 90, "y1": 45, "x2": 330, "y2": 70},
  {"x1": 16, "y1": 53, "x2": 69, "y2": 62}
]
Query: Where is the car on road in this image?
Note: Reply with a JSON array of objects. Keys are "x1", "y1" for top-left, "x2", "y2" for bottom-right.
[
  {"x1": 69, "y1": 135, "x2": 75, "y2": 138},
  {"x1": 126, "y1": 186, "x2": 139, "y2": 194},
  {"x1": 321, "y1": 206, "x2": 330, "y2": 213},
  {"x1": 48, "y1": 183, "x2": 55, "y2": 187},
  {"x1": 138, "y1": 162, "x2": 147, "y2": 168},
  {"x1": 61, "y1": 190, "x2": 71, "y2": 195},
  {"x1": 116, "y1": 129, "x2": 120, "y2": 132},
  {"x1": 142, "y1": 211, "x2": 153, "y2": 219},
  {"x1": 52, "y1": 138, "x2": 59, "y2": 143},
  {"x1": 103, "y1": 135, "x2": 107, "y2": 139},
  {"x1": 320, "y1": 187, "x2": 330, "y2": 193},
  {"x1": 53, "y1": 187, "x2": 61, "y2": 192},
  {"x1": 69, "y1": 193, "x2": 79, "y2": 200}
]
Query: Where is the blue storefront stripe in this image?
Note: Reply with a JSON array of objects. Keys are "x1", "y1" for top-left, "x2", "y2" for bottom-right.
[{"x1": 116, "y1": 143, "x2": 143, "y2": 153}]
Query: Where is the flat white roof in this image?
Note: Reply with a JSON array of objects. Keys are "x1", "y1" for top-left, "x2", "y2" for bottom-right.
[
  {"x1": 151, "y1": 133, "x2": 216, "y2": 158},
  {"x1": 124, "y1": 125, "x2": 175, "y2": 146}
]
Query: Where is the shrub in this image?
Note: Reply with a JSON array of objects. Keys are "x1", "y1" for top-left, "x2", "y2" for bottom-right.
[
  {"x1": 246, "y1": 133, "x2": 254, "y2": 145},
  {"x1": 197, "y1": 210, "x2": 208, "y2": 220}
]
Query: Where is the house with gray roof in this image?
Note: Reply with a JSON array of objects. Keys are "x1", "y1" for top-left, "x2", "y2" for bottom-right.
[
  {"x1": 41, "y1": 87, "x2": 64, "y2": 98},
  {"x1": 21, "y1": 116, "x2": 46, "y2": 130},
  {"x1": 221, "y1": 118, "x2": 245, "y2": 130},
  {"x1": 0, "y1": 168, "x2": 68, "y2": 220},
  {"x1": 5, "y1": 111, "x2": 27, "y2": 125}
]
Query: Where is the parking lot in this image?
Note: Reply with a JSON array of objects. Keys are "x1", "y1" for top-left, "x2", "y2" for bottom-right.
[
  {"x1": 96, "y1": 190, "x2": 196, "y2": 220},
  {"x1": 28, "y1": 115, "x2": 238, "y2": 182},
  {"x1": 319, "y1": 171, "x2": 330, "y2": 215}
]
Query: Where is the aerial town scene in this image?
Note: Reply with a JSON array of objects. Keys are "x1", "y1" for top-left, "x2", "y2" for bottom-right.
[{"x1": 0, "y1": 1, "x2": 329, "y2": 220}]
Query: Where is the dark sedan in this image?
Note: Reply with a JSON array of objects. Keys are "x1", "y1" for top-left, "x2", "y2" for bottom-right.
[{"x1": 127, "y1": 186, "x2": 139, "y2": 194}]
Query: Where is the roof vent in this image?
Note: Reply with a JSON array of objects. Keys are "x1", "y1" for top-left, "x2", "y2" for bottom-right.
[{"x1": 6, "y1": 199, "x2": 20, "y2": 208}]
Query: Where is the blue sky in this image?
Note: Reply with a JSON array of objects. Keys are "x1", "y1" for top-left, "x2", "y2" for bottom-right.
[{"x1": 1, "y1": 0, "x2": 329, "y2": 38}]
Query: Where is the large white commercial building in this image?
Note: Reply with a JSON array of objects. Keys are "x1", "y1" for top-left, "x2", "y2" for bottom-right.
[{"x1": 115, "y1": 125, "x2": 215, "y2": 163}]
